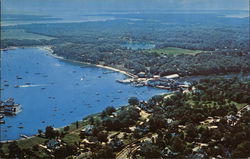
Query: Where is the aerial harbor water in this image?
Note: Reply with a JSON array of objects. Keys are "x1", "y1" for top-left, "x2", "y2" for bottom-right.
[
  {"x1": 122, "y1": 43, "x2": 156, "y2": 50},
  {"x1": 0, "y1": 47, "x2": 168, "y2": 141}
]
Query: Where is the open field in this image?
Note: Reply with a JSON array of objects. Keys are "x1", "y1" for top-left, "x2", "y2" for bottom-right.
[
  {"x1": 148, "y1": 47, "x2": 202, "y2": 56},
  {"x1": 1, "y1": 29, "x2": 55, "y2": 40}
]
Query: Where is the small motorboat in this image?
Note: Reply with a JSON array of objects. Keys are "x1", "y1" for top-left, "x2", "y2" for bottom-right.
[{"x1": 16, "y1": 76, "x2": 22, "y2": 79}]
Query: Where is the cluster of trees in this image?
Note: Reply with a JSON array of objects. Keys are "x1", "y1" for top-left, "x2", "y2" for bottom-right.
[
  {"x1": 132, "y1": 78, "x2": 250, "y2": 158},
  {"x1": 53, "y1": 144, "x2": 78, "y2": 158},
  {"x1": 101, "y1": 106, "x2": 140, "y2": 131},
  {"x1": 195, "y1": 77, "x2": 250, "y2": 104},
  {"x1": 0, "y1": 39, "x2": 51, "y2": 49}
]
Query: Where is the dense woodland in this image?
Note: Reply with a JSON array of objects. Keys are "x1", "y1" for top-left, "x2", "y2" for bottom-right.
[
  {"x1": 51, "y1": 44, "x2": 250, "y2": 76},
  {"x1": 2, "y1": 13, "x2": 249, "y2": 50},
  {"x1": 1, "y1": 12, "x2": 250, "y2": 76}
]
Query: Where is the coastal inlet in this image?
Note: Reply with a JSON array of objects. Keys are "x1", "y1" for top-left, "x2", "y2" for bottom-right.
[{"x1": 0, "y1": 47, "x2": 169, "y2": 141}]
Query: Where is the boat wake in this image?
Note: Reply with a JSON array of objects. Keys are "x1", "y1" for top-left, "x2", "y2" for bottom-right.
[{"x1": 16, "y1": 84, "x2": 46, "y2": 88}]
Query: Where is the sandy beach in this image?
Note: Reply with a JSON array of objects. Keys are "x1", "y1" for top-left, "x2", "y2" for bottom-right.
[{"x1": 40, "y1": 46, "x2": 136, "y2": 78}]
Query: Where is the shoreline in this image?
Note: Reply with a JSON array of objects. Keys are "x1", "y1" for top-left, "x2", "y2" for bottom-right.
[
  {"x1": 38, "y1": 46, "x2": 136, "y2": 78},
  {"x1": 3, "y1": 46, "x2": 249, "y2": 80},
  {"x1": 0, "y1": 46, "x2": 138, "y2": 143},
  {"x1": 1, "y1": 46, "x2": 248, "y2": 142},
  {"x1": 1, "y1": 45, "x2": 136, "y2": 78}
]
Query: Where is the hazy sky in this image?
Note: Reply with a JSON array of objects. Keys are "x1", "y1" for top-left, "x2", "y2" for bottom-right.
[{"x1": 1, "y1": 0, "x2": 249, "y2": 15}]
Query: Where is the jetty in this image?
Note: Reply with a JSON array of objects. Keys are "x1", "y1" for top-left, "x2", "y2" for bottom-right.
[{"x1": 116, "y1": 78, "x2": 133, "y2": 84}]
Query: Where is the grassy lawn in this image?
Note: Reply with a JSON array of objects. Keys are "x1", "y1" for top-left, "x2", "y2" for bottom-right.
[
  {"x1": 233, "y1": 102, "x2": 247, "y2": 110},
  {"x1": 224, "y1": 99, "x2": 247, "y2": 110},
  {"x1": 1, "y1": 136, "x2": 47, "y2": 154},
  {"x1": 1, "y1": 29, "x2": 55, "y2": 40},
  {"x1": 148, "y1": 47, "x2": 201, "y2": 56},
  {"x1": 62, "y1": 134, "x2": 81, "y2": 145},
  {"x1": 17, "y1": 136, "x2": 47, "y2": 149}
]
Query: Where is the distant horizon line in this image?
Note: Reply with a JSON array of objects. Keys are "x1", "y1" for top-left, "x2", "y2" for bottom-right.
[{"x1": 2, "y1": 9, "x2": 249, "y2": 14}]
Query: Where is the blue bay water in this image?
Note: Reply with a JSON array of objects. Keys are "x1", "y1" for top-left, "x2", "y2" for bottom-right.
[
  {"x1": 122, "y1": 43, "x2": 155, "y2": 50},
  {"x1": 0, "y1": 47, "x2": 168, "y2": 140}
]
